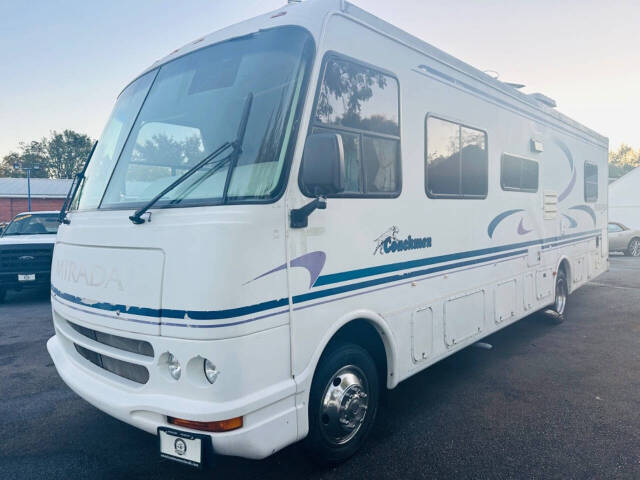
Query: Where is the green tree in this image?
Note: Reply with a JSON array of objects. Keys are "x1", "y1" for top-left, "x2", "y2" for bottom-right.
[
  {"x1": 0, "y1": 130, "x2": 94, "y2": 179},
  {"x1": 609, "y1": 144, "x2": 640, "y2": 179}
]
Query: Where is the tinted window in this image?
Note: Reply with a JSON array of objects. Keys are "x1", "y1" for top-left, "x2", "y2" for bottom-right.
[
  {"x1": 426, "y1": 117, "x2": 487, "y2": 198},
  {"x1": 501, "y1": 154, "x2": 539, "y2": 192},
  {"x1": 314, "y1": 58, "x2": 399, "y2": 135},
  {"x1": 308, "y1": 57, "x2": 401, "y2": 197},
  {"x1": 584, "y1": 163, "x2": 598, "y2": 202},
  {"x1": 608, "y1": 223, "x2": 622, "y2": 233}
]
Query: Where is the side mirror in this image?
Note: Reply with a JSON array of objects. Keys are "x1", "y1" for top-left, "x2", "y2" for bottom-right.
[{"x1": 300, "y1": 133, "x2": 345, "y2": 196}]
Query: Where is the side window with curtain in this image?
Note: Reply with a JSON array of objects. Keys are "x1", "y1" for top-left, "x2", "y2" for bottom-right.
[
  {"x1": 307, "y1": 56, "x2": 401, "y2": 197},
  {"x1": 425, "y1": 116, "x2": 488, "y2": 198}
]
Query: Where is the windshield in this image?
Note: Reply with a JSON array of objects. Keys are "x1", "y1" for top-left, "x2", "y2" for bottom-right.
[
  {"x1": 2, "y1": 213, "x2": 60, "y2": 236},
  {"x1": 73, "y1": 27, "x2": 313, "y2": 211}
]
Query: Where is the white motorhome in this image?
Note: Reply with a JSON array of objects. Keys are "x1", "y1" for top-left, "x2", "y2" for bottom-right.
[{"x1": 47, "y1": 0, "x2": 609, "y2": 468}]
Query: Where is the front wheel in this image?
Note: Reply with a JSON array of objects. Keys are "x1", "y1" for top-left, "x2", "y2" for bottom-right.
[
  {"x1": 304, "y1": 343, "x2": 379, "y2": 466},
  {"x1": 625, "y1": 238, "x2": 640, "y2": 257}
]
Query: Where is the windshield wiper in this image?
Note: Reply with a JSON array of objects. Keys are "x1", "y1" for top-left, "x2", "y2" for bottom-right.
[
  {"x1": 58, "y1": 140, "x2": 98, "y2": 225},
  {"x1": 129, "y1": 93, "x2": 254, "y2": 224}
]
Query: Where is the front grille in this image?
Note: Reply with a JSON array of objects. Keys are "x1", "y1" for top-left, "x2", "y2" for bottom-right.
[
  {"x1": 74, "y1": 344, "x2": 150, "y2": 384},
  {"x1": 0, "y1": 244, "x2": 54, "y2": 273},
  {"x1": 69, "y1": 322, "x2": 154, "y2": 357}
]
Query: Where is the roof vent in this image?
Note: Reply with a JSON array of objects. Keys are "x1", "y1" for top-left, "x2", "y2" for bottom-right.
[
  {"x1": 529, "y1": 93, "x2": 557, "y2": 108},
  {"x1": 504, "y1": 82, "x2": 525, "y2": 89}
]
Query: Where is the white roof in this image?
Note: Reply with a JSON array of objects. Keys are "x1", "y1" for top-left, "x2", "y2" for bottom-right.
[
  {"x1": 133, "y1": 0, "x2": 606, "y2": 148},
  {"x1": 0, "y1": 177, "x2": 72, "y2": 198}
]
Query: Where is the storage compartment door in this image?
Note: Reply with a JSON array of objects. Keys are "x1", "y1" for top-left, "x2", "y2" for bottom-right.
[
  {"x1": 411, "y1": 307, "x2": 433, "y2": 362},
  {"x1": 444, "y1": 290, "x2": 485, "y2": 347}
]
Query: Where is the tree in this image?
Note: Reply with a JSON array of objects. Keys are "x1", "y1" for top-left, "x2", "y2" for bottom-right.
[
  {"x1": 609, "y1": 144, "x2": 640, "y2": 179},
  {"x1": 0, "y1": 130, "x2": 95, "y2": 179}
]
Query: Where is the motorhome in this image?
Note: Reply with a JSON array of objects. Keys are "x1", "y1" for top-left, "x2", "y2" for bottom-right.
[{"x1": 47, "y1": 0, "x2": 609, "y2": 468}]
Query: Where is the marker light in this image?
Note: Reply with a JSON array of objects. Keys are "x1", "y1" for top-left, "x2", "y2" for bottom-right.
[
  {"x1": 203, "y1": 359, "x2": 219, "y2": 384},
  {"x1": 168, "y1": 416, "x2": 243, "y2": 433},
  {"x1": 167, "y1": 353, "x2": 181, "y2": 380}
]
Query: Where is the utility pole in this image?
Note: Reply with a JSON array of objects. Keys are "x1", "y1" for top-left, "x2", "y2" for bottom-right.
[{"x1": 13, "y1": 163, "x2": 40, "y2": 212}]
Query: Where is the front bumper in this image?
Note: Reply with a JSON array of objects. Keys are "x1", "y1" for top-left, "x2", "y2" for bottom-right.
[{"x1": 48, "y1": 303, "x2": 299, "y2": 460}]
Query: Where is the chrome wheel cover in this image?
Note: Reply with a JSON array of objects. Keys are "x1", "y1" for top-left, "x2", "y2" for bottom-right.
[
  {"x1": 319, "y1": 365, "x2": 369, "y2": 445},
  {"x1": 555, "y1": 277, "x2": 567, "y2": 315}
]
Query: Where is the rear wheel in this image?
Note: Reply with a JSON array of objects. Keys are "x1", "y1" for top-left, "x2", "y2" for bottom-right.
[
  {"x1": 304, "y1": 343, "x2": 379, "y2": 466},
  {"x1": 625, "y1": 238, "x2": 640, "y2": 257},
  {"x1": 548, "y1": 269, "x2": 568, "y2": 324}
]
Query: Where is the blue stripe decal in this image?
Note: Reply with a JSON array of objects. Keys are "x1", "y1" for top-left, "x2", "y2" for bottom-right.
[
  {"x1": 51, "y1": 285, "x2": 288, "y2": 321},
  {"x1": 51, "y1": 229, "x2": 600, "y2": 324},
  {"x1": 315, "y1": 229, "x2": 599, "y2": 287}
]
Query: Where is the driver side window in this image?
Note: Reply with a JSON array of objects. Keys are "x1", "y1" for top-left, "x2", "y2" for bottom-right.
[{"x1": 309, "y1": 55, "x2": 401, "y2": 197}]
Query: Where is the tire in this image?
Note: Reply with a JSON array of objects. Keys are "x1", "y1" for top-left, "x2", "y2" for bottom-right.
[
  {"x1": 548, "y1": 269, "x2": 568, "y2": 324},
  {"x1": 0, "y1": 288, "x2": 6, "y2": 303},
  {"x1": 304, "y1": 343, "x2": 379, "y2": 466},
  {"x1": 625, "y1": 238, "x2": 640, "y2": 257}
]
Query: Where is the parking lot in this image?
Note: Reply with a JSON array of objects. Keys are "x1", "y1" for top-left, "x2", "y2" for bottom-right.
[{"x1": 1, "y1": 256, "x2": 639, "y2": 479}]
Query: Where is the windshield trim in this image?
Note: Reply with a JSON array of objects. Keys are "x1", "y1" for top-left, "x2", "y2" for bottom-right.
[{"x1": 92, "y1": 26, "x2": 315, "y2": 212}]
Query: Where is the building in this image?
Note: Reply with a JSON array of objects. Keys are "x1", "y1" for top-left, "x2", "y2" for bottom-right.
[
  {"x1": 609, "y1": 167, "x2": 640, "y2": 229},
  {"x1": 0, "y1": 177, "x2": 72, "y2": 222}
]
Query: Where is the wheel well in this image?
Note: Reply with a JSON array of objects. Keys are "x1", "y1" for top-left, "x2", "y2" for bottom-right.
[
  {"x1": 558, "y1": 258, "x2": 570, "y2": 283},
  {"x1": 324, "y1": 319, "x2": 388, "y2": 386}
]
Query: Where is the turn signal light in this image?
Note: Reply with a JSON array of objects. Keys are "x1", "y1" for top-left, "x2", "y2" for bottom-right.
[{"x1": 168, "y1": 416, "x2": 243, "y2": 432}]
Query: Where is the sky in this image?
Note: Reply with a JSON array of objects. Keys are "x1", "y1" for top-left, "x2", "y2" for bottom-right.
[{"x1": 1, "y1": 0, "x2": 638, "y2": 158}]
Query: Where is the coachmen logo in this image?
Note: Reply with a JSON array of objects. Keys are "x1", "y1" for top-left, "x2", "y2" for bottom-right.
[
  {"x1": 19, "y1": 256, "x2": 35, "y2": 261},
  {"x1": 54, "y1": 259, "x2": 124, "y2": 291},
  {"x1": 373, "y1": 226, "x2": 432, "y2": 255}
]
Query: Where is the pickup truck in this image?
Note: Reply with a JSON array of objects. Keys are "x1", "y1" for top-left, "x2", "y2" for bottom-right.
[{"x1": 0, "y1": 211, "x2": 58, "y2": 302}]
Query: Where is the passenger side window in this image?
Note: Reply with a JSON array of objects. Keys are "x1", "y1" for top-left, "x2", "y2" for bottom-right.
[
  {"x1": 584, "y1": 163, "x2": 598, "y2": 202},
  {"x1": 608, "y1": 223, "x2": 622, "y2": 233},
  {"x1": 308, "y1": 56, "x2": 401, "y2": 197},
  {"x1": 501, "y1": 154, "x2": 539, "y2": 192},
  {"x1": 425, "y1": 117, "x2": 487, "y2": 198}
]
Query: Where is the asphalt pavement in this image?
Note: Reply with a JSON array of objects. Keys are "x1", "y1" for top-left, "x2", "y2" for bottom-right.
[{"x1": 1, "y1": 256, "x2": 639, "y2": 479}]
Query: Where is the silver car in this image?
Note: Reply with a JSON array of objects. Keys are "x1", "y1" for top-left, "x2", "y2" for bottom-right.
[{"x1": 608, "y1": 222, "x2": 640, "y2": 256}]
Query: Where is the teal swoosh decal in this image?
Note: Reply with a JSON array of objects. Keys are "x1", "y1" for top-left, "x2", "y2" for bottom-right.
[
  {"x1": 569, "y1": 205, "x2": 596, "y2": 226},
  {"x1": 562, "y1": 214, "x2": 578, "y2": 228},
  {"x1": 488, "y1": 209, "x2": 524, "y2": 238}
]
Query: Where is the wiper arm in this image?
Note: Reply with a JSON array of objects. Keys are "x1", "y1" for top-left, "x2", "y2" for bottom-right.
[
  {"x1": 129, "y1": 92, "x2": 254, "y2": 224},
  {"x1": 128, "y1": 140, "x2": 232, "y2": 224},
  {"x1": 58, "y1": 140, "x2": 98, "y2": 225}
]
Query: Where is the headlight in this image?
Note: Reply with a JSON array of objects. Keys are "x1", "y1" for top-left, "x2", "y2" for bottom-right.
[
  {"x1": 167, "y1": 353, "x2": 181, "y2": 380},
  {"x1": 203, "y1": 359, "x2": 219, "y2": 384}
]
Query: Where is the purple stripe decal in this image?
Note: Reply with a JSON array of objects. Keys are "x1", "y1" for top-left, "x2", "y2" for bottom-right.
[
  {"x1": 245, "y1": 251, "x2": 326, "y2": 289},
  {"x1": 558, "y1": 168, "x2": 577, "y2": 202},
  {"x1": 517, "y1": 218, "x2": 532, "y2": 235}
]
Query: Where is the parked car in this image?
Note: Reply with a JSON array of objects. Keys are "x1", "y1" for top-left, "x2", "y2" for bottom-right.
[
  {"x1": 608, "y1": 222, "x2": 640, "y2": 256},
  {"x1": 0, "y1": 211, "x2": 59, "y2": 302}
]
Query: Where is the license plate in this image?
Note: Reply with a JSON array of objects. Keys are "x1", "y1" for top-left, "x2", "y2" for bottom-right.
[
  {"x1": 18, "y1": 274, "x2": 35, "y2": 282},
  {"x1": 158, "y1": 427, "x2": 206, "y2": 468}
]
